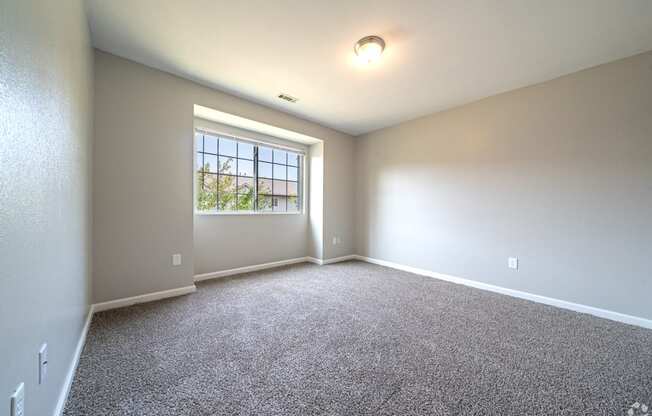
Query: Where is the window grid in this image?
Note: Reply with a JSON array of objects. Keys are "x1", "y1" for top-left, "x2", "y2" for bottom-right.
[
  {"x1": 196, "y1": 132, "x2": 301, "y2": 213},
  {"x1": 257, "y1": 150, "x2": 300, "y2": 212}
]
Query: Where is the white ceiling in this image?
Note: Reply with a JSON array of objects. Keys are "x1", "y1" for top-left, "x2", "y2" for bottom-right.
[{"x1": 87, "y1": 0, "x2": 652, "y2": 136}]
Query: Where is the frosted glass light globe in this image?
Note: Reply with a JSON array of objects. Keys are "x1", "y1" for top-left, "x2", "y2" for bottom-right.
[{"x1": 354, "y1": 36, "x2": 385, "y2": 63}]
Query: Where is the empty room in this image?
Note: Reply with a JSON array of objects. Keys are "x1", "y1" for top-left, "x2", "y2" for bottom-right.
[{"x1": 2, "y1": 0, "x2": 652, "y2": 415}]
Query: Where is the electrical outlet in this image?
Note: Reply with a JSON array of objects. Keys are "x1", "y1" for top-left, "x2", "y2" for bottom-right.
[
  {"x1": 10, "y1": 382, "x2": 24, "y2": 416},
  {"x1": 332, "y1": 237, "x2": 337, "y2": 245},
  {"x1": 172, "y1": 254, "x2": 182, "y2": 266},
  {"x1": 508, "y1": 257, "x2": 518, "y2": 270},
  {"x1": 39, "y1": 343, "x2": 48, "y2": 384}
]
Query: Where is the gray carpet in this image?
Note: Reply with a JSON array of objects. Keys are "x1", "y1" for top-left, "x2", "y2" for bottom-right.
[{"x1": 64, "y1": 261, "x2": 652, "y2": 415}]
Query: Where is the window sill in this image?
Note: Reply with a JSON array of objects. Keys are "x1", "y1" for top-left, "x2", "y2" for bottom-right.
[{"x1": 195, "y1": 211, "x2": 304, "y2": 216}]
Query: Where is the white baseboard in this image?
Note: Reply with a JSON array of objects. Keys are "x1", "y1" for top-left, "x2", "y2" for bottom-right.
[
  {"x1": 321, "y1": 254, "x2": 359, "y2": 265},
  {"x1": 195, "y1": 255, "x2": 359, "y2": 280},
  {"x1": 53, "y1": 304, "x2": 94, "y2": 416},
  {"x1": 306, "y1": 257, "x2": 323, "y2": 265},
  {"x1": 93, "y1": 285, "x2": 197, "y2": 313},
  {"x1": 355, "y1": 255, "x2": 652, "y2": 330},
  {"x1": 194, "y1": 257, "x2": 310, "y2": 282}
]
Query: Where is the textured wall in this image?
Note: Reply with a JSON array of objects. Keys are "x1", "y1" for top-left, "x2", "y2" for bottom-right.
[
  {"x1": 0, "y1": 1, "x2": 94, "y2": 415},
  {"x1": 356, "y1": 51, "x2": 652, "y2": 320},
  {"x1": 93, "y1": 51, "x2": 355, "y2": 302}
]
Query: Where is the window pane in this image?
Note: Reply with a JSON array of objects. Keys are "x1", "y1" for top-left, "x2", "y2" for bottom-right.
[
  {"x1": 287, "y1": 152, "x2": 299, "y2": 166},
  {"x1": 237, "y1": 176, "x2": 254, "y2": 193},
  {"x1": 258, "y1": 161, "x2": 272, "y2": 178},
  {"x1": 237, "y1": 159, "x2": 254, "y2": 177},
  {"x1": 202, "y1": 173, "x2": 218, "y2": 192},
  {"x1": 219, "y1": 138, "x2": 237, "y2": 157},
  {"x1": 204, "y1": 135, "x2": 218, "y2": 154},
  {"x1": 197, "y1": 173, "x2": 217, "y2": 211},
  {"x1": 273, "y1": 180, "x2": 287, "y2": 196},
  {"x1": 196, "y1": 171, "x2": 205, "y2": 196},
  {"x1": 236, "y1": 192, "x2": 254, "y2": 211},
  {"x1": 287, "y1": 196, "x2": 299, "y2": 212},
  {"x1": 257, "y1": 195, "x2": 272, "y2": 211},
  {"x1": 218, "y1": 193, "x2": 236, "y2": 211},
  {"x1": 196, "y1": 152, "x2": 204, "y2": 172},
  {"x1": 287, "y1": 181, "x2": 298, "y2": 196},
  {"x1": 237, "y1": 194, "x2": 254, "y2": 211},
  {"x1": 219, "y1": 156, "x2": 236, "y2": 175},
  {"x1": 219, "y1": 174, "x2": 236, "y2": 193},
  {"x1": 204, "y1": 154, "x2": 218, "y2": 173},
  {"x1": 257, "y1": 178, "x2": 272, "y2": 195},
  {"x1": 287, "y1": 166, "x2": 298, "y2": 181},
  {"x1": 195, "y1": 134, "x2": 203, "y2": 153},
  {"x1": 273, "y1": 164, "x2": 286, "y2": 180},
  {"x1": 259, "y1": 146, "x2": 273, "y2": 162},
  {"x1": 197, "y1": 191, "x2": 217, "y2": 211},
  {"x1": 238, "y1": 142, "x2": 254, "y2": 159},
  {"x1": 273, "y1": 196, "x2": 287, "y2": 212},
  {"x1": 273, "y1": 149, "x2": 287, "y2": 164}
]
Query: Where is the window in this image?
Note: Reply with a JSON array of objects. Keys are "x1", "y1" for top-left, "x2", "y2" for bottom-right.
[{"x1": 195, "y1": 131, "x2": 302, "y2": 213}]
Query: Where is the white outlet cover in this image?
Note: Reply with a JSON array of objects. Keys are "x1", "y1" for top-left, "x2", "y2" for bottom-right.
[
  {"x1": 332, "y1": 237, "x2": 337, "y2": 245},
  {"x1": 39, "y1": 343, "x2": 48, "y2": 384},
  {"x1": 10, "y1": 382, "x2": 24, "y2": 416},
  {"x1": 508, "y1": 257, "x2": 519, "y2": 270},
  {"x1": 172, "y1": 254, "x2": 182, "y2": 266}
]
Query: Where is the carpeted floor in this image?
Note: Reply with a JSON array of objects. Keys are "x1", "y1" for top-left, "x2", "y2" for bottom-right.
[{"x1": 64, "y1": 261, "x2": 652, "y2": 415}]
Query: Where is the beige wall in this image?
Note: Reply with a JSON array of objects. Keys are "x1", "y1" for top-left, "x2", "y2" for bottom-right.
[
  {"x1": 194, "y1": 214, "x2": 309, "y2": 274},
  {"x1": 93, "y1": 50, "x2": 355, "y2": 302},
  {"x1": 0, "y1": 1, "x2": 94, "y2": 415},
  {"x1": 308, "y1": 142, "x2": 325, "y2": 259},
  {"x1": 355, "y1": 51, "x2": 652, "y2": 320}
]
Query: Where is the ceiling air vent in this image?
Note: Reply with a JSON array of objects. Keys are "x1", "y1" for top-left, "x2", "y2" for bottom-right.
[{"x1": 278, "y1": 93, "x2": 298, "y2": 103}]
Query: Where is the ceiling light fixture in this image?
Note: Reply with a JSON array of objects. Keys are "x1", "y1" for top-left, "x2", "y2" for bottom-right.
[{"x1": 354, "y1": 35, "x2": 386, "y2": 63}]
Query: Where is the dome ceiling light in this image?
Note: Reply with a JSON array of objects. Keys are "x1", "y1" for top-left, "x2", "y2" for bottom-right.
[{"x1": 354, "y1": 35, "x2": 386, "y2": 63}]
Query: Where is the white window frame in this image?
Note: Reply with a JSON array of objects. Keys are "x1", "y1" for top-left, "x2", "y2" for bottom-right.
[{"x1": 194, "y1": 127, "x2": 305, "y2": 216}]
